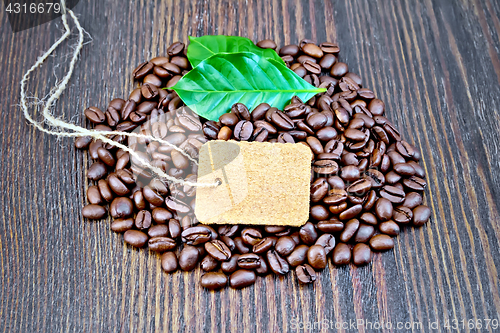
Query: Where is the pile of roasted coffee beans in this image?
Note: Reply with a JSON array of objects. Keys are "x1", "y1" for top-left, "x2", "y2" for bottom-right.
[{"x1": 76, "y1": 39, "x2": 431, "y2": 290}]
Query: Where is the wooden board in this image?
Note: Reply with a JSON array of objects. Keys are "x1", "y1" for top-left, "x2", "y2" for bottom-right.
[{"x1": 1, "y1": 0, "x2": 499, "y2": 331}]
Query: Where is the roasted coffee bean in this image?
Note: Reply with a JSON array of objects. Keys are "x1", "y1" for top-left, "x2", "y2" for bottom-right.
[
  {"x1": 148, "y1": 237, "x2": 176, "y2": 253},
  {"x1": 403, "y1": 176, "x2": 427, "y2": 191},
  {"x1": 142, "y1": 186, "x2": 164, "y2": 206},
  {"x1": 85, "y1": 107, "x2": 105, "y2": 124},
  {"x1": 82, "y1": 204, "x2": 106, "y2": 219},
  {"x1": 218, "y1": 225, "x2": 239, "y2": 237},
  {"x1": 75, "y1": 136, "x2": 92, "y2": 149},
  {"x1": 230, "y1": 269, "x2": 256, "y2": 289},
  {"x1": 234, "y1": 237, "x2": 250, "y2": 254},
  {"x1": 151, "y1": 207, "x2": 173, "y2": 224},
  {"x1": 107, "y1": 173, "x2": 129, "y2": 196},
  {"x1": 286, "y1": 244, "x2": 309, "y2": 266},
  {"x1": 412, "y1": 205, "x2": 431, "y2": 226},
  {"x1": 313, "y1": 160, "x2": 338, "y2": 175},
  {"x1": 221, "y1": 254, "x2": 240, "y2": 274},
  {"x1": 205, "y1": 240, "x2": 232, "y2": 261},
  {"x1": 234, "y1": 120, "x2": 254, "y2": 141},
  {"x1": 396, "y1": 141, "x2": 420, "y2": 160},
  {"x1": 340, "y1": 165, "x2": 360, "y2": 182},
  {"x1": 296, "y1": 264, "x2": 316, "y2": 284},
  {"x1": 354, "y1": 224, "x2": 375, "y2": 243},
  {"x1": 109, "y1": 197, "x2": 133, "y2": 218},
  {"x1": 182, "y1": 226, "x2": 212, "y2": 245},
  {"x1": 310, "y1": 205, "x2": 330, "y2": 221},
  {"x1": 202, "y1": 121, "x2": 220, "y2": 139},
  {"x1": 241, "y1": 228, "x2": 263, "y2": 246},
  {"x1": 310, "y1": 178, "x2": 329, "y2": 203},
  {"x1": 340, "y1": 218, "x2": 360, "y2": 242},
  {"x1": 317, "y1": 219, "x2": 344, "y2": 233},
  {"x1": 374, "y1": 198, "x2": 393, "y2": 221},
  {"x1": 237, "y1": 253, "x2": 261, "y2": 269},
  {"x1": 232, "y1": 103, "x2": 251, "y2": 120},
  {"x1": 218, "y1": 126, "x2": 233, "y2": 140},
  {"x1": 256, "y1": 39, "x2": 277, "y2": 49},
  {"x1": 111, "y1": 218, "x2": 134, "y2": 233},
  {"x1": 379, "y1": 220, "x2": 400, "y2": 236},
  {"x1": 330, "y1": 62, "x2": 348, "y2": 77},
  {"x1": 299, "y1": 222, "x2": 318, "y2": 244},
  {"x1": 346, "y1": 179, "x2": 372, "y2": 197},
  {"x1": 220, "y1": 112, "x2": 239, "y2": 126},
  {"x1": 133, "y1": 190, "x2": 146, "y2": 210},
  {"x1": 87, "y1": 161, "x2": 107, "y2": 180},
  {"x1": 253, "y1": 237, "x2": 275, "y2": 254},
  {"x1": 353, "y1": 243, "x2": 372, "y2": 266},
  {"x1": 201, "y1": 272, "x2": 228, "y2": 290},
  {"x1": 306, "y1": 136, "x2": 324, "y2": 155},
  {"x1": 148, "y1": 224, "x2": 170, "y2": 238},
  {"x1": 379, "y1": 185, "x2": 406, "y2": 203},
  {"x1": 87, "y1": 185, "x2": 103, "y2": 205},
  {"x1": 368, "y1": 235, "x2": 394, "y2": 253},
  {"x1": 271, "y1": 111, "x2": 294, "y2": 130},
  {"x1": 323, "y1": 189, "x2": 348, "y2": 205},
  {"x1": 168, "y1": 219, "x2": 181, "y2": 238},
  {"x1": 275, "y1": 236, "x2": 296, "y2": 256},
  {"x1": 134, "y1": 210, "x2": 152, "y2": 230},
  {"x1": 393, "y1": 206, "x2": 413, "y2": 224},
  {"x1": 123, "y1": 230, "x2": 149, "y2": 248},
  {"x1": 179, "y1": 245, "x2": 199, "y2": 271},
  {"x1": 267, "y1": 250, "x2": 289, "y2": 275},
  {"x1": 201, "y1": 255, "x2": 220, "y2": 272},
  {"x1": 167, "y1": 41, "x2": 184, "y2": 55},
  {"x1": 133, "y1": 61, "x2": 154, "y2": 79},
  {"x1": 161, "y1": 251, "x2": 178, "y2": 273},
  {"x1": 98, "y1": 179, "x2": 114, "y2": 202},
  {"x1": 385, "y1": 170, "x2": 402, "y2": 184},
  {"x1": 307, "y1": 245, "x2": 327, "y2": 269},
  {"x1": 315, "y1": 233, "x2": 336, "y2": 254},
  {"x1": 279, "y1": 44, "x2": 300, "y2": 56},
  {"x1": 332, "y1": 243, "x2": 351, "y2": 265}
]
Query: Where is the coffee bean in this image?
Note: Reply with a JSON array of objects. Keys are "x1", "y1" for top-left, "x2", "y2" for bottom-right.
[
  {"x1": 379, "y1": 185, "x2": 406, "y2": 203},
  {"x1": 85, "y1": 107, "x2": 105, "y2": 124},
  {"x1": 374, "y1": 198, "x2": 393, "y2": 221},
  {"x1": 275, "y1": 236, "x2": 296, "y2": 256},
  {"x1": 267, "y1": 250, "x2": 289, "y2": 275},
  {"x1": 299, "y1": 222, "x2": 318, "y2": 244},
  {"x1": 201, "y1": 272, "x2": 228, "y2": 290},
  {"x1": 252, "y1": 237, "x2": 275, "y2": 254},
  {"x1": 237, "y1": 253, "x2": 261, "y2": 269},
  {"x1": 148, "y1": 224, "x2": 170, "y2": 238},
  {"x1": 179, "y1": 245, "x2": 200, "y2": 271},
  {"x1": 87, "y1": 185, "x2": 103, "y2": 205},
  {"x1": 152, "y1": 207, "x2": 173, "y2": 224},
  {"x1": 241, "y1": 228, "x2": 263, "y2": 246},
  {"x1": 201, "y1": 255, "x2": 220, "y2": 272},
  {"x1": 75, "y1": 136, "x2": 92, "y2": 149},
  {"x1": 279, "y1": 44, "x2": 300, "y2": 56},
  {"x1": 149, "y1": 237, "x2": 176, "y2": 252},
  {"x1": 310, "y1": 178, "x2": 329, "y2": 203},
  {"x1": 142, "y1": 186, "x2": 164, "y2": 206},
  {"x1": 403, "y1": 176, "x2": 427, "y2": 191},
  {"x1": 340, "y1": 165, "x2": 360, "y2": 182},
  {"x1": 205, "y1": 240, "x2": 232, "y2": 261},
  {"x1": 346, "y1": 179, "x2": 372, "y2": 197},
  {"x1": 110, "y1": 197, "x2": 133, "y2": 218},
  {"x1": 393, "y1": 205, "x2": 413, "y2": 224},
  {"x1": 340, "y1": 218, "x2": 360, "y2": 242},
  {"x1": 234, "y1": 120, "x2": 254, "y2": 141},
  {"x1": 317, "y1": 219, "x2": 344, "y2": 233},
  {"x1": 167, "y1": 41, "x2": 184, "y2": 56},
  {"x1": 330, "y1": 62, "x2": 348, "y2": 77},
  {"x1": 135, "y1": 210, "x2": 152, "y2": 230},
  {"x1": 307, "y1": 245, "x2": 327, "y2": 269},
  {"x1": 353, "y1": 243, "x2": 372, "y2": 266},
  {"x1": 379, "y1": 220, "x2": 400, "y2": 236},
  {"x1": 286, "y1": 244, "x2": 309, "y2": 267},
  {"x1": 221, "y1": 254, "x2": 240, "y2": 274},
  {"x1": 412, "y1": 205, "x2": 431, "y2": 226},
  {"x1": 87, "y1": 161, "x2": 107, "y2": 180},
  {"x1": 313, "y1": 160, "x2": 338, "y2": 175},
  {"x1": 271, "y1": 111, "x2": 294, "y2": 130},
  {"x1": 161, "y1": 251, "x2": 178, "y2": 273},
  {"x1": 296, "y1": 264, "x2": 316, "y2": 284},
  {"x1": 82, "y1": 204, "x2": 106, "y2": 219},
  {"x1": 229, "y1": 269, "x2": 256, "y2": 289},
  {"x1": 111, "y1": 218, "x2": 134, "y2": 233},
  {"x1": 354, "y1": 224, "x2": 375, "y2": 243},
  {"x1": 133, "y1": 61, "x2": 154, "y2": 79},
  {"x1": 332, "y1": 243, "x2": 351, "y2": 265},
  {"x1": 256, "y1": 39, "x2": 277, "y2": 49},
  {"x1": 124, "y1": 230, "x2": 148, "y2": 248},
  {"x1": 98, "y1": 179, "x2": 114, "y2": 202},
  {"x1": 315, "y1": 233, "x2": 336, "y2": 254},
  {"x1": 182, "y1": 226, "x2": 212, "y2": 245}
]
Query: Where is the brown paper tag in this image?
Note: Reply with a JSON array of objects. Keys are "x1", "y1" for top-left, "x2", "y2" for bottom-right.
[{"x1": 195, "y1": 140, "x2": 312, "y2": 226}]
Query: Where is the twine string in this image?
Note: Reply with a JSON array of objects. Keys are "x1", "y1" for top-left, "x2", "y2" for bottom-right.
[{"x1": 19, "y1": 0, "x2": 218, "y2": 188}]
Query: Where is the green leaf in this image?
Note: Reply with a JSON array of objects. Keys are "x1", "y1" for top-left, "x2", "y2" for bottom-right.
[
  {"x1": 187, "y1": 35, "x2": 285, "y2": 68},
  {"x1": 172, "y1": 52, "x2": 325, "y2": 121}
]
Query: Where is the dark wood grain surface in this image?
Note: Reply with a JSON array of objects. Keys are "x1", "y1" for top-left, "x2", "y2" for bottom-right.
[{"x1": 1, "y1": 0, "x2": 500, "y2": 332}]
